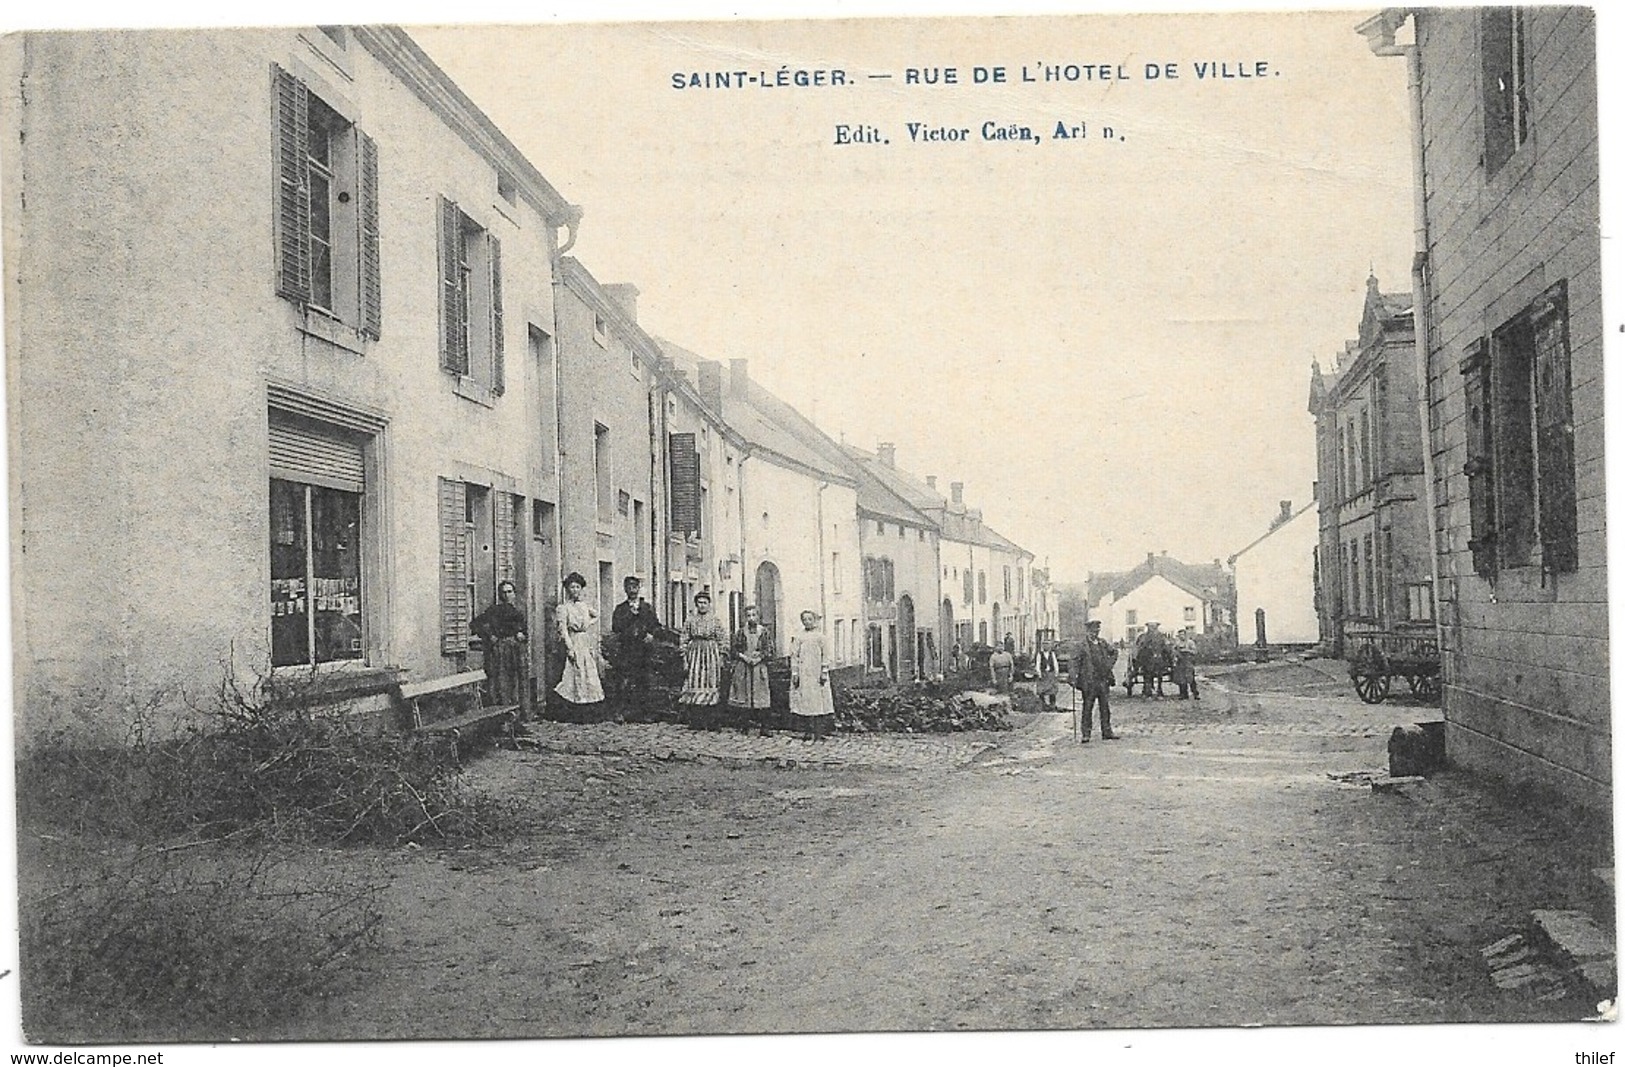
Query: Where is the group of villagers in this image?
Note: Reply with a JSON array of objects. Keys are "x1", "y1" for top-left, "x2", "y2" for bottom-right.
[{"x1": 551, "y1": 570, "x2": 837, "y2": 741}]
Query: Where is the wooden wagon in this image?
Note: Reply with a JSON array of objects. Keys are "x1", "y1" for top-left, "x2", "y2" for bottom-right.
[{"x1": 1346, "y1": 629, "x2": 1441, "y2": 704}]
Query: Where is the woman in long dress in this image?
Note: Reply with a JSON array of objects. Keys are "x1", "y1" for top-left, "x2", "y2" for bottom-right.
[
  {"x1": 679, "y1": 591, "x2": 727, "y2": 729},
  {"x1": 729, "y1": 604, "x2": 775, "y2": 735},
  {"x1": 554, "y1": 571, "x2": 604, "y2": 717},
  {"x1": 473, "y1": 579, "x2": 528, "y2": 712},
  {"x1": 788, "y1": 609, "x2": 835, "y2": 741}
]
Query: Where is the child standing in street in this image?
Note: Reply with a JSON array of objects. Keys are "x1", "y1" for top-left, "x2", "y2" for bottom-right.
[{"x1": 788, "y1": 609, "x2": 835, "y2": 741}]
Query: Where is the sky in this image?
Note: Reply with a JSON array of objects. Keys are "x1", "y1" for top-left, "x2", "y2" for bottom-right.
[{"x1": 407, "y1": 9, "x2": 1417, "y2": 583}]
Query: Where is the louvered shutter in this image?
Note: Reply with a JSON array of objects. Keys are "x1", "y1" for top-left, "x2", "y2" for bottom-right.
[
  {"x1": 358, "y1": 131, "x2": 381, "y2": 340},
  {"x1": 1532, "y1": 283, "x2": 1577, "y2": 573},
  {"x1": 1461, "y1": 338, "x2": 1497, "y2": 578},
  {"x1": 490, "y1": 234, "x2": 505, "y2": 395},
  {"x1": 669, "y1": 432, "x2": 701, "y2": 535},
  {"x1": 273, "y1": 65, "x2": 311, "y2": 305},
  {"x1": 440, "y1": 478, "x2": 470, "y2": 654},
  {"x1": 438, "y1": 197, "x2": 467, "y2": 375},
  {"x1": 494, "y1": 491, "x2": 516, "y2": 584}
]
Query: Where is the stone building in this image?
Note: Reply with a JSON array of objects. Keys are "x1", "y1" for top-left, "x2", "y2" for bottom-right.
[
  {"x1": 1361, "y1": 7, "x2": 1606, "y2": 809},
  {"x1": 1308, "y1": 275, "x2": 1433, "y2": 653},
  {"x1": 5, "y1": 26, "x2": 580, "y2": 740}
]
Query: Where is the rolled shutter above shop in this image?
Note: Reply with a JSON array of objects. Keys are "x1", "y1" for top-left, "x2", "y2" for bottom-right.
[{"x1": 269, "y1": 411, "x2": 365, "y2": 493}]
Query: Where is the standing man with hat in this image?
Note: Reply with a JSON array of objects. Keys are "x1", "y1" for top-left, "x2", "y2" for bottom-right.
[
  {"x1": 1070, "y1": 619, "x2": 1120, "y2": 743},
  {"x1": 611, "y1": 575, "x2": 661, "y2": 713}
]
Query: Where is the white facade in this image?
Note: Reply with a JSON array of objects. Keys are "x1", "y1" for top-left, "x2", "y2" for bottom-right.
[
  {"x1": 1099, "y1": 575, "x2": 1208, "y2": 646},
  {"x1": 1232, "y1": 507, "x2": 1320, "y2": 646},
  {"x1": 739, "y1": 458, "x2": 860, "y2": 652}
]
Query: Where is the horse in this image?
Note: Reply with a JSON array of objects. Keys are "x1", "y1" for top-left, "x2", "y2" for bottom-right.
[{"x1": 1125, "y1": 631, "x2": 1174, "y2": 697}]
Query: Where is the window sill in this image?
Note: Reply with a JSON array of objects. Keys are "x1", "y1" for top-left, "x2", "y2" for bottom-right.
[
  {"x1": 452, "y1": 375, "x2": 495, "y2": 407},
  {"x1": 298, "y1": 309, "x2": 368, "y2": 355}
]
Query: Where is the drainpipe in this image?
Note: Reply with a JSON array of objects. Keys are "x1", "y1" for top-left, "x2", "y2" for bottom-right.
[
  {"x1": 816, "y1": 481, "x2": 830, "y2": 634},
  {"x1": 1361, "y1": 9, "x2": 1445, "y2": 670}
]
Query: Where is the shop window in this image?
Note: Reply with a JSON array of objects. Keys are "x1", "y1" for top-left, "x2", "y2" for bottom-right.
[
  {"x1": 273, "y1": 65, "x2": 380, "y2": 339},
  {"x1": 271, "y1": 479, "x2": 362, "y2": 668}
]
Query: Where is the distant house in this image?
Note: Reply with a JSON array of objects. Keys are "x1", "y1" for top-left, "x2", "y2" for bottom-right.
[
  {"x1": 1230, "y1": 500, "x2": 1320, "y2": 647},
  {"x1": 1087, "y1": 553, "x2": 1235, "y2": 648},
  {"x1": 1361, "y1": 9, "x2": 1605, "y2": 810},
  {"x1": 844, "y1": 444, "x2": 943, "y2": 681}
]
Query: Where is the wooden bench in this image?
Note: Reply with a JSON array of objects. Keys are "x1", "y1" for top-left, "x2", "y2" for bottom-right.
[{"x1": 395, "y1": 669, "x2": 518, "y2": 748}]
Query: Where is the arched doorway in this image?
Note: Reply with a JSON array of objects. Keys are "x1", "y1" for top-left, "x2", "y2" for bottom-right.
[
  {"x1": 754, "y1": 561, "x2": 782, "y2": 645},
  {"x1": 897, "y1": 594, "x2": 916, "y2": 682}
]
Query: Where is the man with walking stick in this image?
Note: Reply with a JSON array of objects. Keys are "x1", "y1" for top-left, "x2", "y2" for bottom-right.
[{"x1": 1070, "y1": 619, "x2": 1119, "y2": 743}]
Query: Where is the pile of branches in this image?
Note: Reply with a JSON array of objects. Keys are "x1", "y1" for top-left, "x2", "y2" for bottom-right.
[
  {"x1": 833, "y1": 679, "x2": 1017, "y2": 734},
  {"x1": 20, "y1": 676, "x2": 508, "y2": 848}
]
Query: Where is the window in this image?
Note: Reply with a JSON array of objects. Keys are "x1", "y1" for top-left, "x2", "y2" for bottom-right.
[
  {"x1": 1407, "y1": 584, "x2": 1436, "y2": 623},
  {"x1": 1364, "y1": 534, "x2": 1376, "y2": 618},
  {"x1": 1125, "y1": 609, "x2": 1138, "y2": 627},
  {"x1": 1482, "y1": 7, "x2": 1529, "y2": 178},
  {"x1": 1183, "y1": 605, "x2": 1196, "y2": 623},
  {"x1": 977, "y1": 571, "x2": 987, "y2": 604},
  {"x1": 835, "y1": 620, "x2": 846, "y2": 664},
  {"x1": 833, "y1": 552, "x2": 842, "y2": 595},
  {"x1": 592, "y1": 312, "x2": 608, "y2": 347},
  {"x1": 1003, "y1": 566, "x2": 1012, "y2": 600},
  {"x1": 273, "y1": 66, "x2": 380, "y2": 339},
  {"x1": 1360, "y1": 407, "x2": 1373, "y2": 487},
  {"x1": 270, "y1": 479, "x2": 362, "y2": 668},
  {"x1": 633, "y1": 499, "x2": 647, "y2": 571},
  {"x1": 438, "y1": 197, "x2": 504, "y2": 396},
  {"x1": 594, "y1": 424, "x2": 613, "y2": 526},
  {"x1": 963, "y1": 569, "x2": 974, "y2": 605},
  {"x1": 617, "y1": 489, "x2": 631, "y2": 517},
  {"x1": 1464, "y1": 282, "x2": 1578, "y2": 576},
  {"x1": 876, "y1": 521, "x2": 886, "y2": 537},
  {"x1": 1347, "y1": 540, "x2": 1360, "y2": 616}
]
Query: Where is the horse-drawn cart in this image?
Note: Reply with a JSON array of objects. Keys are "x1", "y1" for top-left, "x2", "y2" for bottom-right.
[{"x1": 1346, "y1": 629, "x2": 1441, "y2": 704}]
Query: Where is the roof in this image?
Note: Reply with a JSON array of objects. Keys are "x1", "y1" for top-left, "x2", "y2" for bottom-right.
[
  {"x1": 1228, "y1": 501, "x2": 1318, "y2": 563},
  {"x1": 845, "y1": 446, "x2": 948, "y2": 513},
  {"x1": 655, "y1": 339, "x2": 854, "y2": 485},
  {"x1": 1088, "y1": 554, "x2": 1230, "y2": 607},
  {"x1": 841, "y1": 450, "x2": 937, "y2": 528}
]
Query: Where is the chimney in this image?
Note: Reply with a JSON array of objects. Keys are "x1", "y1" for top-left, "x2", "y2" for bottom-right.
[
  {"x1": 729, "y1": 358, "x2": 749, "y2": 398},
  {"x1": 877, "y1": 442, "x2": 897, "y2": 469},
  {"x1": 602, "y1": 283, "x2": 639, "y2": 322},
  {"x1": 697, "y1": 360, "x2": 724, "y2": 413},
  {"x1": 1279, "y1": 499, "x2": 1293, "y2": 520},
  {"x1": 950, "y1": 482, "x2": 964, "y2": 505},
  {"x1": 1147, "y1": 552, "x2": 1156, "y2": 565},
  {"x1": 925, "y1": 476, "x2": 938, "y2": 491}
]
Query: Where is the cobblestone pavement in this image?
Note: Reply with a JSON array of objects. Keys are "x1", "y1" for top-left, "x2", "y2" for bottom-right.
[{"x1": 517, "y1": 719, "x2": 1001, "y2": 771}]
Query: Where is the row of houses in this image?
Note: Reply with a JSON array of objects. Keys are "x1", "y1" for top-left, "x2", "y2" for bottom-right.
[{"x1": 3, "y1": 25, "x2": 1054, "y2": 743}]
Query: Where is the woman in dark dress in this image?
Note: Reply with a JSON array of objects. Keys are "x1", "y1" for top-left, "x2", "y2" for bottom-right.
[{"x1": 473, "y1": 580, "x2": 529, "y2": 711}]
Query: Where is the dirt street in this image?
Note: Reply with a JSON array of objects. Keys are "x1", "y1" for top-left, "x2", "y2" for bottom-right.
[{"x1": 269, "y1": 662, "x2": 1612, "y2": 1043}]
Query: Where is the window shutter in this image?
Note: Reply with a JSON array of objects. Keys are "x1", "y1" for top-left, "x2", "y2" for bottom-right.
[
  {"x1": 1532, "y1": 282, "x2": 1578, "y2": 573},
  {"x1": 669, "y1": 432, "x2": 701, "y2": 535},
  {"x1": 1461, "y1": 338, "x2": 1497, "y2": 577},
  {"x1": 489, "y1": 233, "x2": 505, "y2": 395},
  {"x1": 494, "y1": 491, "x2": 516, "y2": 584},
  {"x1": 439, "y1": 477, "x2": 470, "y2": 654},
  {"x1": 438, "y1": 196, "x2": 468, "y2": 375},
  {"x1": 273, "y1": 65, "x2": 311, "y2": 305},
  {"x1": 358, "y1": 131, "x2": 381, "y2": 340}
]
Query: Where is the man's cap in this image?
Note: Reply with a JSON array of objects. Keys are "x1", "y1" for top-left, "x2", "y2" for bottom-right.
[
  {"x1": 1086, "y1": 620, "x2": 1102, "y2": 629},
  {"x1": 623, "y1": 575, "x2": 642, "y2": 587}
]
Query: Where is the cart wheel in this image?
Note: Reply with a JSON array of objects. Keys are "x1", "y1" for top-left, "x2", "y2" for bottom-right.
[
  {"x1": 1353, "y1": 670, "x2": 1390, "y2": 704},
  {"x1": 1410, "y1": 674, "x2": 1441, "y2": 702}
]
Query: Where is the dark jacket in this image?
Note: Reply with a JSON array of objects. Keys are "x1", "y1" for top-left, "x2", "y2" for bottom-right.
[
  {"x1": 1071, "y1": 635, "x2": 1118, "y2": 687},
  {"x1": 611, "y1": 598, "x2": 661, "y2": 658}
]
